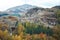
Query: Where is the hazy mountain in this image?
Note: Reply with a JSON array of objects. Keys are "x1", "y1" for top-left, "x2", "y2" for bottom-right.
[
  {"x1": 52, "y1": 6, "x2": 60, "y2": 9},
  {"x1": 6, "y1": 4, "x2": 36, "y2": 13},
  {"x1": 0, "y1": 12, "x2": 9, "y2": 17},
  {"x1": 0, "y1": 4, "x2": 59, "y2": 17},
  {"x1": 4, "y1": 4, "x2": 38, "y2": 17}
]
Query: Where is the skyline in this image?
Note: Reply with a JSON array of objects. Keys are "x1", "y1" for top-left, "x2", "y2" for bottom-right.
[{"x1": 0, "y1": 0, "x2": 60, "y2": 11}]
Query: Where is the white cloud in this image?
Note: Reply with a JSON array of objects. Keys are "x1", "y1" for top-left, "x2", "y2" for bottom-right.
[
  {"x1": 26, "y1": 0, "x2": 60, "y2": 8},
  {"x1": 0, "y1": 0, "x2": 60, "y2": 11},
  {"x1": 0, "y1": 0, "x2": 25, "y2": 11}
]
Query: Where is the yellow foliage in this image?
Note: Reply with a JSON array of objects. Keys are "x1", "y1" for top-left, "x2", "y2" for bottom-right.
[
  {"x1": 17, "y1": 23, "x2": 25, "y2": 34},
  {"x1": 0, "y1": 23, "x2": 2, "y2": 28},
  {"x1": 0, "y1": 30, "x2": 10, "y2": 40},
  {"x1": 3, "y1": 30, "x2": 9, "y2": 40},
  {"x1": 3, "y1": 30, "x2": 9, "y2": 36},
  {"x1": 12, "y1": 35, "x2": 22, "y2": 40},
  {"x1": 0, "y1": 30, "x2": 3, "y2": 37},
  {"x1": 19, "y1": 32, "x2": 24, "y2": 37},
  {"x1": 11, "y1": 35, "x2": 14, "y2": 40}
]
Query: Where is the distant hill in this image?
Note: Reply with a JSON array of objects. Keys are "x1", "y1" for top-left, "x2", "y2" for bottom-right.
[
  {"x1": 0, "y1": 4, "x2": 60, "y2": 17},
  {"x1": 6, "y1": 4, "x2": 36, "y2": 13},
  {"x1": 0, "y1": 12, "x2": 9, "y2": 17},
  {"x1": 52, "y1": 6, "x2": 60, "y2": 9},
  {"x1": 4, "y1": 4, "x2": 45, "y2": 17},
  {"x1": 0, "y1": 4, "x2": 58, "y2": 27}
]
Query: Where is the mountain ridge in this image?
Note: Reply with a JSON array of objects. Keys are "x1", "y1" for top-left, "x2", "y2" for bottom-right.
[{"x1": 0, "y1": 4, "x2": 60, "y2": 17}]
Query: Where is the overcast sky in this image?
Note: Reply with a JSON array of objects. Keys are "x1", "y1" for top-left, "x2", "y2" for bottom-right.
[{"x1": 0, "y1": 0, "x2": 60, "y2": 11}]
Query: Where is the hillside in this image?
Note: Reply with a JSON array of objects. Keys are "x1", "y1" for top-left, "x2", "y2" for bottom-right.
[{"x1": 0, "y1": 4, "x2": 59, "y2": 27}]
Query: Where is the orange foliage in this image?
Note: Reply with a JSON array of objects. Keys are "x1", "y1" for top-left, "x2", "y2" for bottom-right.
[{"x1": 39, "y1": 32, "x2": 45, "y2": 38}]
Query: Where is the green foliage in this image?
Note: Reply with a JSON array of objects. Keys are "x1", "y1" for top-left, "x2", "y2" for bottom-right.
[
  {"x1": 56, "y1": 9, "x2": 60, "y2": 24},
  {"x1": 22, "y1": 22, "x2": 53, "y2": 36}
]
